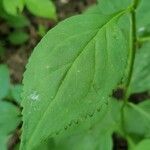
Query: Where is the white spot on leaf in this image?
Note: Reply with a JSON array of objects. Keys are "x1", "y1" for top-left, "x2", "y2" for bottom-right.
[
  {"x1": 29, "y1": 91, "x2": 39, "y2": 101},
  {"x1": 138, "y1": 27, "x2": 145, "y2": 33},
  {"x1": 46, "y1": 65, "x2": 50, "y2": 69}
]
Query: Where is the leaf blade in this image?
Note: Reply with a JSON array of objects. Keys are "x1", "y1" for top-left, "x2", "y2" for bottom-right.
[
  {"x1": 124, "y1": 100, "x2": 150, "y2": 138},
  {"x1": 129, "y1": 42, "x2": 150, "y2": 93},
  {"x1": 21, "y1": 12, "x2": 131, "y2": 149}
]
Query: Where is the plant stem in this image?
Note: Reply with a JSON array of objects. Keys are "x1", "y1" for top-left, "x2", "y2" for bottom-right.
[
  {"x1": 124, "y1": 0, "x2": 138, "y2": 102},
  {"x1": 121, "y1": 0, "x2": 138, "y2": 137}
]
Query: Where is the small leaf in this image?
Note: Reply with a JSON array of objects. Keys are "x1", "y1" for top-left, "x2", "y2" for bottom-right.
[
  {"x1": 130, "y1": 42, "x2": 150, "y2": 93},
  {"x1": 2, "y1": 0, "x2": 24, "y2": 16},
  {"x1": 134, "y1": 139, "x2": 150, "y2": 150},
  {"x1": 8, "y1": 30, "x2": 29, "y2": 45},
  {"x1": 21, "y1": 11, "x2": 131, "y2": 149},
  {"x1": 38, "y1": 24, "x2": 47, "y2": 37},
  {"x1": 7, "y1": 14, "x2": 29, "y2": 28},
  {"x1": 0, "y1": 65, "x2": 10, "y2": 100},
  {"x1": 25, "y1": 0, "x2": 56, "y2": 19},
  {"x1": 0, "y1": 1, "x2": 28, "y2": 28},
  {"x1": 124, "y1": 100, "x2": 150, "y2": 139},
  {"x1": 0, "y1": 101, "x2": 21, "y2": 150},
  {"x1": 10, "y1": 84, "x2": 23, "y2": 104}
]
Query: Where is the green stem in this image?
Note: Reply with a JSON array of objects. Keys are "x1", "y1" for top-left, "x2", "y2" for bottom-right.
[
  {"x1": 124, "y1": 0, "x2": 138, "y2": 102},
  {"x1": 121, "y1": 0, "x2": 138, "y2": 136}
]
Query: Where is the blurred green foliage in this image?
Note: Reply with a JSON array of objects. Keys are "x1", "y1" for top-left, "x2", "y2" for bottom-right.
[
  {"x1": 0, "y1": 0, "x2": 56, "y2": 50},
  {"x1": 0, "y1": 64, "x2": 22, "y2": 103},
  {"x1": 0, "y1": 1, "x2": 56, "y2": 148},
  {"x1": 0, "y1": 64, "x2": 22, "y2": 150}
]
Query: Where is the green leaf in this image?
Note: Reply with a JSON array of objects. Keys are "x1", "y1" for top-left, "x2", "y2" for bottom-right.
[
  {"x1": 25, "y1": 0, "x2": 56, "y2": 19},
  {"x1": 134, "y1": 139, "x2": 150, "y2": 150},
  {"x1": 0, "y1": 101, "x2": 21, "y2": 150},
  {"x1": 38, "y1": 24, "x2": 47, "y2": 37},
  {"x1": 6, "y1": 14, "x2": 29, "y2": 28},
  {"x1": 0, "y1": 0, "x2": 29, "y2": 28},
  {"x1": 0, "y1": 65, "x2": 10, "y2": 100},
  {"x1": 8, "y1": 30, "x2": 29, "y2": 45},
  {"x1": 10, "y1": 84, "x2": 23, "y2": 104},
  {"x1": 21, "y1": 11, "x2": 131, "y2": 149},
  {"x1": 2, "y1": 0, "x2": 24, "y2": 16},
  {"x1": 129, "y1": 42, "x2": 150, "y2": 93},
  {"x1": 124, "y1": 100, "x2": 150, "y2": 139},
  {"x1": 0, "y1": 136, "x2": 8, "y2": 150}
]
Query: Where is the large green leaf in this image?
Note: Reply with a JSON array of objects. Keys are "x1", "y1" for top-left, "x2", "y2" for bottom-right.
[
  {"x1": 0, "y1": 101, "x2": 21, "y2": 150},
  {"x1": 129, "y1": 42, "x2": 150, "y2": 93},
  {"x1": 25, "y1": 0, "x2": 56, "y2": 19},
  {"x1": 0, "y1": 65, "x2": 10, "y2": 100},
  {"x1": 21, "y1": 11, "x2": 131, "y2": 149},
  {"x1": 124, "y1": 100, "x2": 150, "y2": 139}
]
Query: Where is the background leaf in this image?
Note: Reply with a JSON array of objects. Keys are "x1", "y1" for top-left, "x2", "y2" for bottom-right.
[
  {"x1": 0, "y1": 101, "x2": 21, "y2": 150},
  {"x1": 124, "y1": 100, "x2": 150, "y2": 140},
  {"x1": 10, "y1": 84, "x2": 23, "y2": 104},
  {"x1": 0, "y1": 65, "x2": 10, "y2": 100},
  {"x1": 2, "y1": 0, "x2": 24, "y2": 16},
  {"x1": 129, "y1": 42, "x2": 150, "y2": 93},
  {"x1": 25, "y1": 0, "x2": 56, "y2": 19},
  {"x1": 133, "y1": 139, "x2": 150, "y2": 150},
  {"x1": 6, "y1": 14, "x2": 29, "y2": 28},
  {"x1": 8, "y1": 30, "x2": 29, "y2": 45}
]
